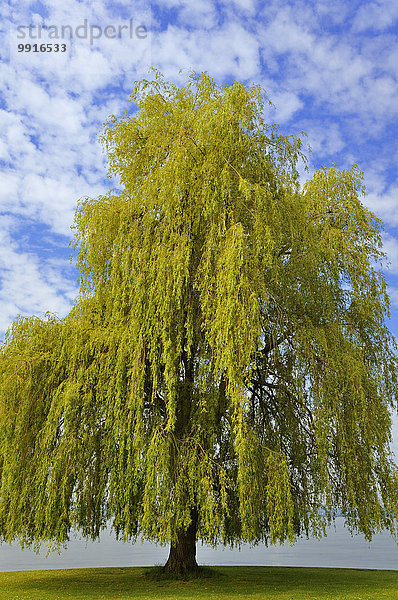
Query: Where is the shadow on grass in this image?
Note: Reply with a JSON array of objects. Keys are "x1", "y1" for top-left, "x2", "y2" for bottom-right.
[{"x1": 144, "y1": 564, "x2": 225, "y2": 581}]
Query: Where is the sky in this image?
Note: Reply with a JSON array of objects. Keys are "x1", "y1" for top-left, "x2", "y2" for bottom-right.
[{"x1": 2, "y1": 1, "x2": 398, "y2": 457}]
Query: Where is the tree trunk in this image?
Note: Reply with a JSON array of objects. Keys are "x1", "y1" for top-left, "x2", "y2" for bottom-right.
[{"x1": 163, "y1": 508, "x2": 198, "y2": 574}]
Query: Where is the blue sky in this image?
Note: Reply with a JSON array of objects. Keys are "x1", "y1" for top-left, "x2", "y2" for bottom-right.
[{"x1": 2, "y1": 0, "x2": 398, "y2": 456}]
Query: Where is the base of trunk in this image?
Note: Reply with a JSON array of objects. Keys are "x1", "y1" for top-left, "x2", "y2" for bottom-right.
[{"x1": 163, "y1": 509, "x2": 198, "y2": 575}]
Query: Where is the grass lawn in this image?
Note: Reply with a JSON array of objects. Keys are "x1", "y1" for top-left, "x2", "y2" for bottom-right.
[{"x1": 0, "y1": 566, "x2": 397, "y2": 600}]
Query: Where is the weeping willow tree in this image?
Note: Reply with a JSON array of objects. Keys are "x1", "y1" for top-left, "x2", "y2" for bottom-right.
[{"x1": 1, "y1": 72, "x2": 398, "y2": 575}]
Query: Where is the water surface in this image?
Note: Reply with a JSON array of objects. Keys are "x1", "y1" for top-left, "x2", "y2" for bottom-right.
[{"x1": 1, "y1": 518, "x2": 397, "y2": 572}]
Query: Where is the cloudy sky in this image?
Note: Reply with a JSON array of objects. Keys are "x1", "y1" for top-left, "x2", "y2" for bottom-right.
[{"x1": 2, "y1": 0, "x2": 398, "y2": 458}]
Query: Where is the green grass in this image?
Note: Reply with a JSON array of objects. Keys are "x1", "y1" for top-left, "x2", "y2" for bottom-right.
[{"x1": 1, "y1": 566, "x2": 397, "y2": 600}]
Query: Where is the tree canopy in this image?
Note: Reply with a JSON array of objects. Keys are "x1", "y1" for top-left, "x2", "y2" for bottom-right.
[{"x1": 1, "y1": 71, "x2": 397, "y2": 572}]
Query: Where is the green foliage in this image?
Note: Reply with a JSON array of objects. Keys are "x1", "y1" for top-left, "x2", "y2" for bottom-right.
[{"x1": 0, "y1": 71, "x2": 397, "y2": 552}]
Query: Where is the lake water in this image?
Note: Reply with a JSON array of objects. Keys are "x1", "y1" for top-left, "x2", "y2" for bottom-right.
[{"x1": 1, "y1": 518, "x2": 397, "y2": 572}]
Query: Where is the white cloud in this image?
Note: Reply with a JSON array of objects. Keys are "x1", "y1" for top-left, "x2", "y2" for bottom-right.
[
  {"x1": 0, "y1": 172, "x2": 20, "y2": 210},
  {"x1": 0, "y1": 220, "x2": 77, "y2": 338},
  {"x1": 387, "y1": 286, "x2": 398, "y2": 310},
  {"x1": 257, "y1": 6, "x2": 398, "y2": 131},
  {"x1": 152, "y1": 22, "x2": 260, "y2": 80},
  {"x1": 268, "y1": 90, "x2": 303, "y2": 123},
  {"x1": 313, "y1": 0, "x2": 353, "y2": 25},
  {"x1": 260, "y1": 9, "x2": 315, "y2": 55},
  {"x1": 19, "y1": 173, "x2": 99, "y2": 236},
  {"x1": 353, "y1": 0, "x2": 398, "y2": 32},
  {"x1": 300, "y1": 122, "x2": 345, "y2": 157},
  {"x1": 170, "y1": 0, "x2": 218, "y2": 28},
  {"x1": 221, "y1": 0, "x2": 258, "y2": 14},
  {"x1": 381, "y1": 232, "x2": 398, "y2": 275},
  {"x1": 159, "y1": 0, "x2": 259, "y2": 22},
  {"x1": 364, "y1": 185, "x2": 398, "y2": 228}
]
